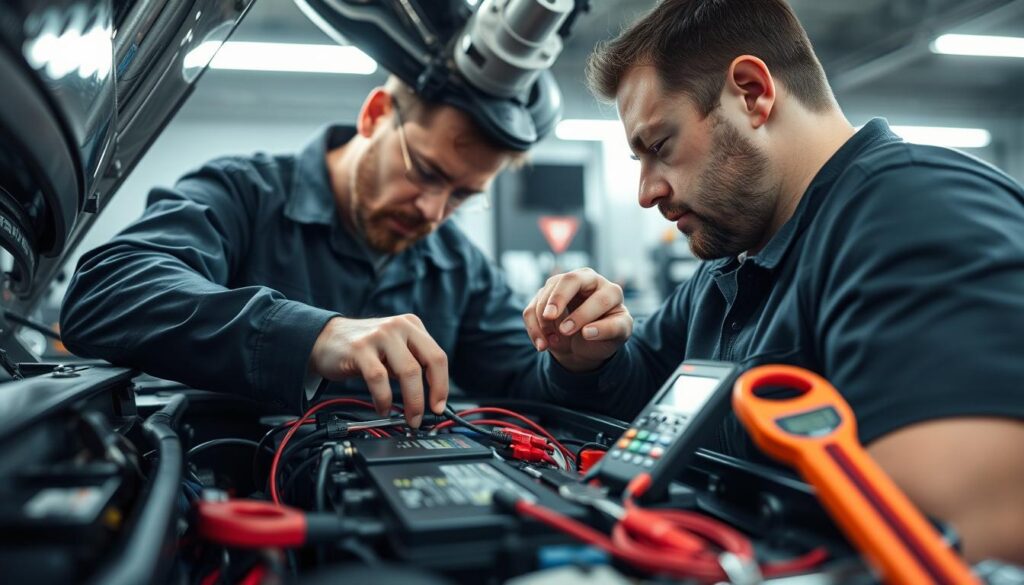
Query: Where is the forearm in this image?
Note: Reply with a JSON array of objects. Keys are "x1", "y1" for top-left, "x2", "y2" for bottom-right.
[{"x1": 61, "y1": 246, "x2": 337, "y2": 411}]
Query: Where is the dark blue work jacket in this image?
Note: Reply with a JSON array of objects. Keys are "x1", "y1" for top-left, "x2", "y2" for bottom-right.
[
  {"x1": 62, "y1": 120, "x2": 1024, "y2": 461},
  {"x1": 61, "y1": 126, "x2": 559, "y2": 412}
]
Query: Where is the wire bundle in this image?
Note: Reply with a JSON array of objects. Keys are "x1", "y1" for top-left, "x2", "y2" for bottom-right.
[
  {"x1": 511, "y1": 473, "x2": 829, "y2": 582},
  {"x1": 269, "y1": 398, "x2": 404, "y2": 504}
]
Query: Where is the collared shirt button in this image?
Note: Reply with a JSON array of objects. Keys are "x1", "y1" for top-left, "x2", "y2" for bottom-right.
[{"x1": 731, "y1": 321, "x2": 741, "y2": 331}]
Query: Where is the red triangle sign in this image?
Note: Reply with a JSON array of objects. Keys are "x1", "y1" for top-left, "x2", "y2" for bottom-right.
[{"x1": 538, "y1": 216, "x2": 580, "y2": 254}]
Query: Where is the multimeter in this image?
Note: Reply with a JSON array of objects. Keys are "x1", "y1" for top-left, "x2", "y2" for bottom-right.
[
  {"x1": 595, "y1": 360, "x2": 739, "y2": 500},
  {"x1": 732, "y1": 365, "x2": 979, "y2": 585}
]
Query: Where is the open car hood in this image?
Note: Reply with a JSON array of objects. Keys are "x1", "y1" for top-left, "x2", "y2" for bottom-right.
[{"x1": 0, "y1": 0, "x2": 255, "y2": 321}]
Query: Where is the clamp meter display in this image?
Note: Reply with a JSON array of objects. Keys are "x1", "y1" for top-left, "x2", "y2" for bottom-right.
[
  {"x1": 732, "y1": 365, "x2": 979, "y2": 585},
  {"x1": 595, "y1": 360, "x2": 739, "y2": 500}
]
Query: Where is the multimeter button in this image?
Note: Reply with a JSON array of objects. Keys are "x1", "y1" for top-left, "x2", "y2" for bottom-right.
[
  {"x1": 621, "y1": 454, "x2": 634, "y2": 464},
  {"x1": 636, "y1": 430, "x2": 649, "y2": 440},
  {"x1": 628, "y1": 442, "x2": 643, "y2": 452},
  {"x1": 658, "y1": 436, "x2": 672, "y2": 445},
  {"x1": 624, "y1": 428, "x2": 638, "y2": 438},
  {"x1": 617, "y1": 438, "x2": 631, "y2": 449},
  {"x1": 650, "y1": 446, "x2": 664, "y2": 459},
  {"x1": 643, "y1": 458, "x2": 654, "y2": 467},
  {"x1": 646, "y1": 433, "x2": 660, "y2": 443},
  {"x1": 639, "y1": 443, "x2": 652, "y2": 454},
  {"x1": 609, "y1": 449, "x2": 622, "y2": 459}
]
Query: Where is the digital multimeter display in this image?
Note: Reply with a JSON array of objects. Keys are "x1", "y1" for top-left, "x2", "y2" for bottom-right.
[
  {"x1": 657, "y1": 374, "x2": 721, "y2": 415},
  {"x1": 776, "y1": 406, "x2": 841, "y2": 436}
]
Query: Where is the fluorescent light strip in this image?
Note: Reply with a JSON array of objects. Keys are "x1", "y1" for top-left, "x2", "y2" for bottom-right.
[
  {"x1": 555, "y1": 119, "x2": 624, "y2": 142},
  {"x1": 889, "y1": 125, "x2": 991, "y2": 148},
  {"x1": 561, "y1": 119, "x2": 990, "y2": 149},
  {"x1": 186, "y1": 41, "x2": 377, "y2": 74},
  {"x1": 931, "y1": 34, "x2": 1024, "y2": 58}
]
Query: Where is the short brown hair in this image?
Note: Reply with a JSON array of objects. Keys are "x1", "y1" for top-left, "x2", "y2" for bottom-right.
[
  {"x1": 586, "y1": 0, "x2": 834, "y2": 116},
  {"x1": 385, "y1": 76, "x2": 528, "y2": 166}
]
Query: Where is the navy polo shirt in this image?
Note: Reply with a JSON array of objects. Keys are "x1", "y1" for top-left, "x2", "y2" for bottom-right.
[{"x1": 547, "y1": 118, "x2": 1024, "y2": 458}]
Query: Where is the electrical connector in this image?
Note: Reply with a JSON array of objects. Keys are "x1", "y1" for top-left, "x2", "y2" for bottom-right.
[
  {"x1": 510, "y1": 444, "x2": 556, "y2": 465},
  {"x1": 498, "y1": 428, "x2": 552, "y2": 451}
]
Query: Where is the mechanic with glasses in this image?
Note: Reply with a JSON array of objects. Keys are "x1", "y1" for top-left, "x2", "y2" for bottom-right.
[{"x1": 59, "y1": 76, "x2": 632, "y2": 428}]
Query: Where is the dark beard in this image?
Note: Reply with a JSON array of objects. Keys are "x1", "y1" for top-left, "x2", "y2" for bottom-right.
[
  {"x1": 351, "y1": 137, "x2": 431, "y2": 254},
  {"x1": 685, "y1": 115, "x2": 776, "y2": 260}
]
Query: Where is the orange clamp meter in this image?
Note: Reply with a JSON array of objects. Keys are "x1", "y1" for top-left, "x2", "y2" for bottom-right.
[{"x1": 732, "y1": 365, "x2": 979, "y2": 585}]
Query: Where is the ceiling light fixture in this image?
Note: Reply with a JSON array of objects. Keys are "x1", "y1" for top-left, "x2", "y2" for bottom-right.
[
  {"x1": 555, "y1": 119, "x2": 624, "y2": 142},
  {"x1": 931, "y1": 33, "x2": 1024, "y2": 58},
  {"x1": 185, "y1": 41, "x2": 377, "y2": 75},
  {"x1": 889, "y1": 125, "x2": 992, "y2": 148}
]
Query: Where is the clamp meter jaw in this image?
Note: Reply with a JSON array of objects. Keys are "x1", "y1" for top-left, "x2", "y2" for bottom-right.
[{"x1": 731, "y1": 365, "x2": 858, "y2": 464}]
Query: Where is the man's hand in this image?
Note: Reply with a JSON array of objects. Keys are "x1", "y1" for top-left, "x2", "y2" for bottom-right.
[
  {"x1": 523, "y1": 268, "x2": 633, "y2": 372},
  {"x1": 308, "y1": 315, "x2": 448, "y2": 428}
]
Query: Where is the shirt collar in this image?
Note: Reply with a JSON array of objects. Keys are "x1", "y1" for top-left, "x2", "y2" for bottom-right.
[
  {"x1": 744, "y1": 117, "x2": 902, "y2": 272},
  {"x1": 284, "y1": 124, "x2": 357, "y2": 226}
]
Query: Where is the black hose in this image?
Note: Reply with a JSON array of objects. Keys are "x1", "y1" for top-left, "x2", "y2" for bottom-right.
[{"x1": 87, "y1": 393, "x2": 187, "y2": 585}]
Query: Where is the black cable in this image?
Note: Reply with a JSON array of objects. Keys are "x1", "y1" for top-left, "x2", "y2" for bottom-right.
[
  {"x1": 3, "y1": 309, "x2": 60, "y2": 341},
  {"x1": 443, "y1": 406, "x2": 512, "y2": 444},
  {"x1": 281, "y1": 429, "x2": 329, "y2": 466},
  {"x1": 281, "y1": 455, "x2": 318, "y2": 504},
  {"x1": 275, "y1": 429, "x2": 329, "y2": 497},
  {"x1": 252, "y1": 422, "x2": 293, "y2": 491},
  {"x1": 263, "y1": 428, "x2": 328, "y2": 495},
  {"x1": 252, "y1": 411, "x2": 371, "y2": 489},
  {"x1": 187, "y1": 438, "x2": 262, "y2": 459},
  {"x1": 315, "y1": 447, "x2": 336, "y2": 512}
]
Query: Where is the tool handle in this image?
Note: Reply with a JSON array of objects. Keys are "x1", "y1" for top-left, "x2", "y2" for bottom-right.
[{"x1": 796, "y1": 440, "x2": 978, "y2": 585}]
